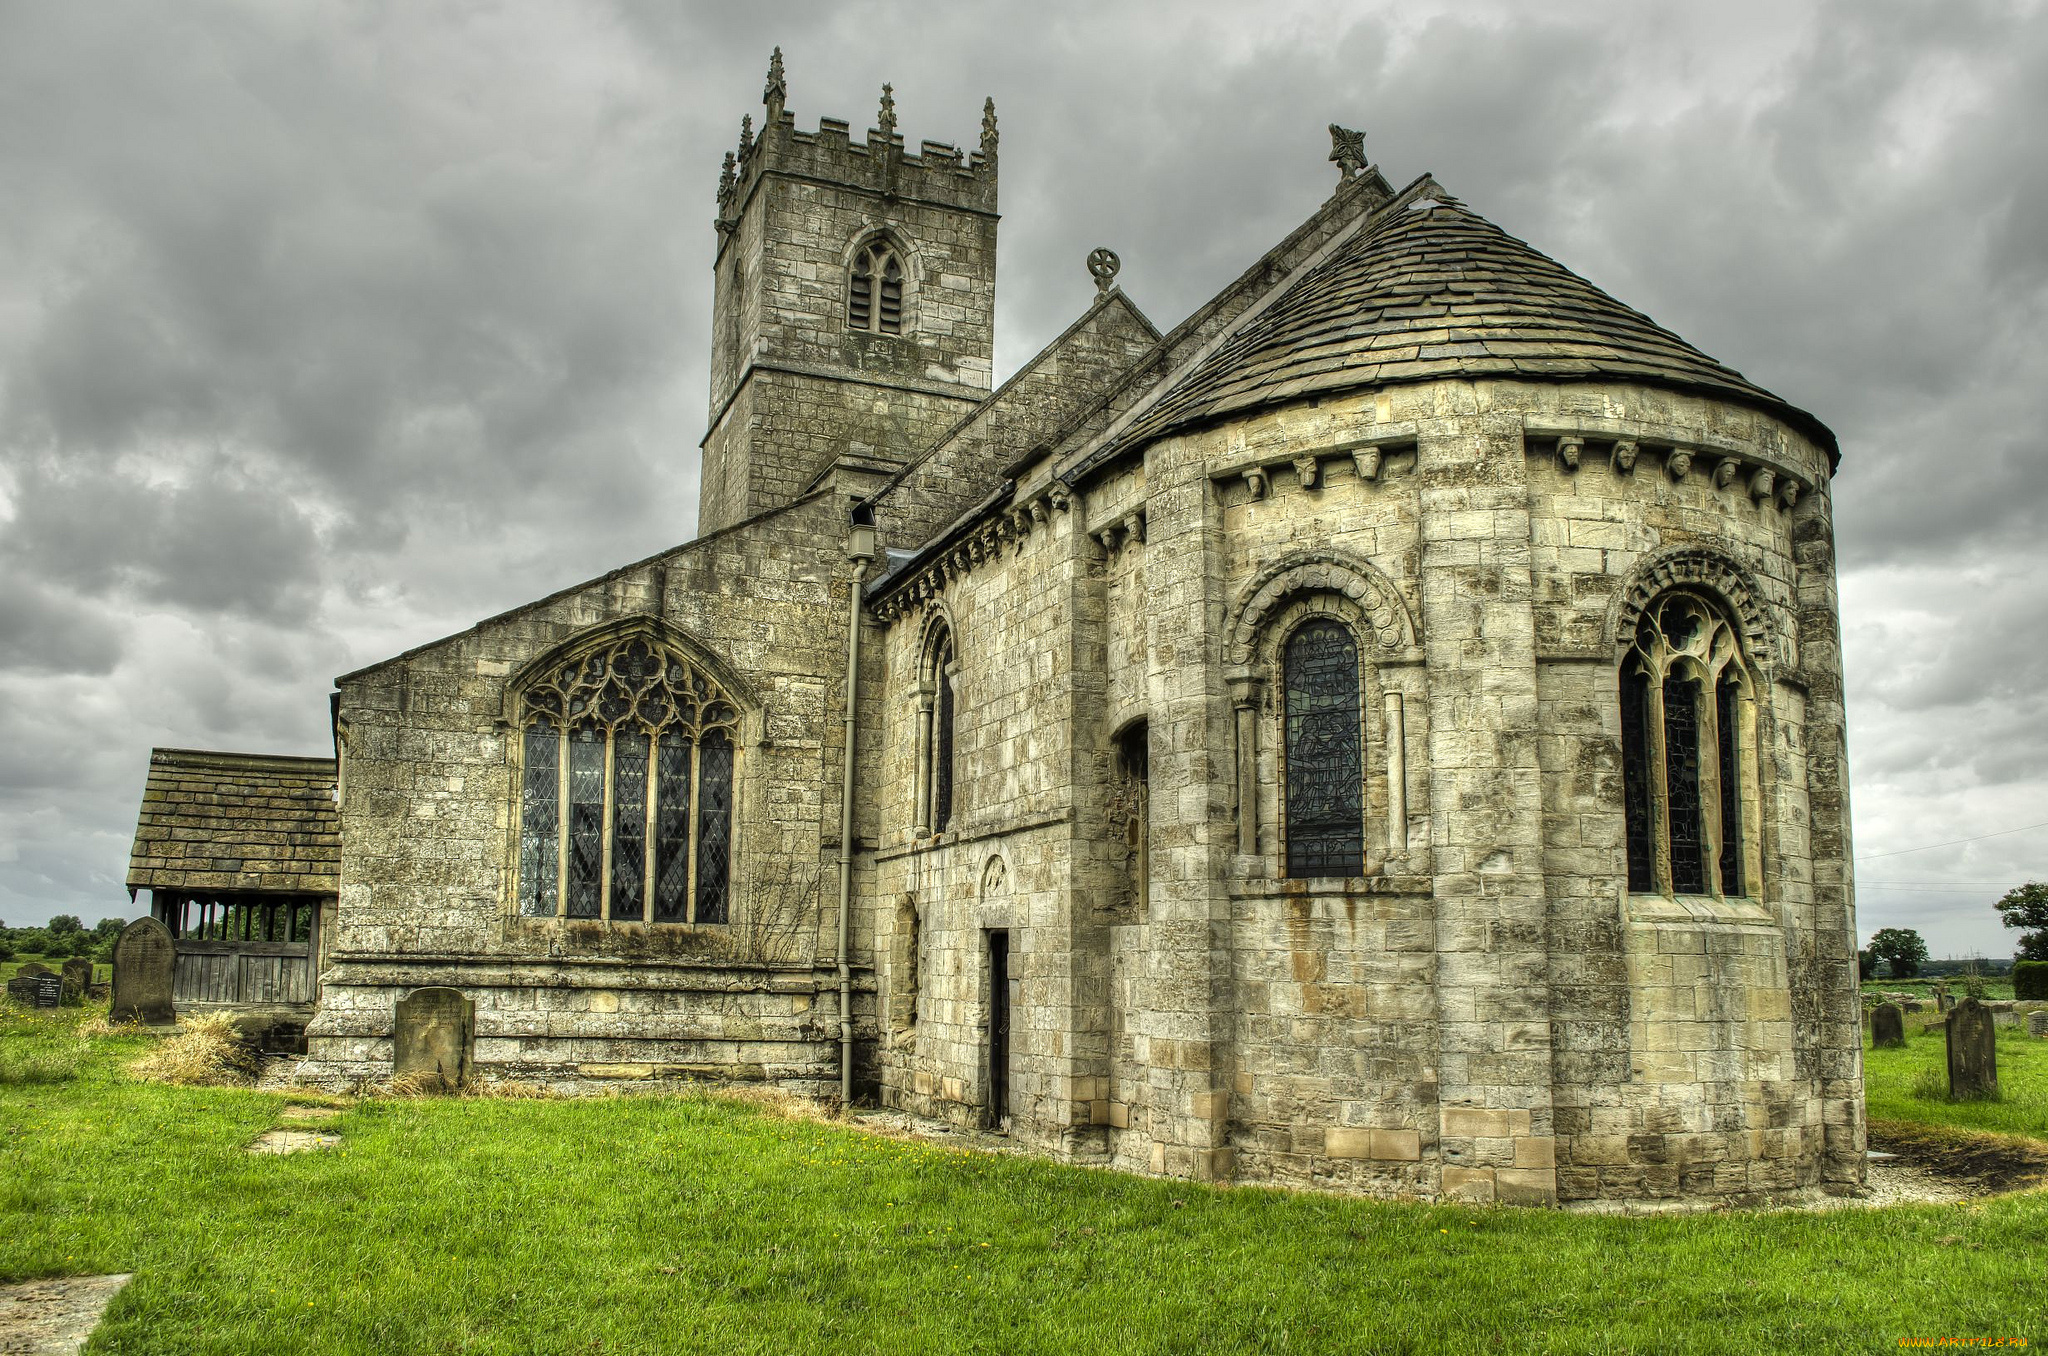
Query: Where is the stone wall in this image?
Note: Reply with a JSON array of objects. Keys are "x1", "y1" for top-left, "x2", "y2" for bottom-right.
[
  {"x1": 305, "y1": 490, "x2": 884, "y2": 1092},
  {"x1": 866, "y1": 373, "x2": 1859, "y2": 1206}
]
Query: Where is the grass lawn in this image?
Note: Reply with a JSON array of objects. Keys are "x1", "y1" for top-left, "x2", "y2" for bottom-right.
[
  {"x1": 4, "y1": 1007, "x2": 2046, "y2": 1354},
  {"x1": 1864, "y1": 1020, "x2": 2048, "y2": 1140},
  {"x1": 1861, "y1": 977, "x2": 2019, "y2": 1003}
]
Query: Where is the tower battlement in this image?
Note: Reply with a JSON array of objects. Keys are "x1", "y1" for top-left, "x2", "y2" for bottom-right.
[{"x1": 716, "y1": 51, "x2": 998, "y2": 242}]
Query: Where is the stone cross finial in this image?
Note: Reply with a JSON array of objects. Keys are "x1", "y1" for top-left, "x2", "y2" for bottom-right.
[
  {"x1": 738, "y1": 114, "x2": 753, "y2": 157},
  {"x1": 1329, "y1": 124, "x2": 1367, "y2": 180},
  {"x1": 764, "y1": 47, "x2": 786, "y2": 110},
  {"x1": 981, "y1": 97, "x2": 999, "y2": 158},
  {"x1": 878, "y1": 84, "x2": 897, "y2": 139},
  {"x1": 1088, "y1": 247, "x2": 1121, "y2": 293}
]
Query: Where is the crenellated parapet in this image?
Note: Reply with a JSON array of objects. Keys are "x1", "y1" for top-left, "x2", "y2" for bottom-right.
[{"x1": 716, "y1": 48, "x2": 998, "y2": 243}]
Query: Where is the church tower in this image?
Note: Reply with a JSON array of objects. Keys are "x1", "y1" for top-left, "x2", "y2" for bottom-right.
[{"x1": 699, "y1": 51, "x2": 1000, "y2": 534}]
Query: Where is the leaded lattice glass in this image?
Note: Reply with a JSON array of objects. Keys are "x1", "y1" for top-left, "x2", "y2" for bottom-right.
[
  {"x1": 933, "y1": 639, "x2": 956, "y2": 831},
  {"x1": 1717, "y1": 677, "x2": 1743, "y2": 897},
  {"x1": 611, "y1": 729, "x2": 648, "y2": 922},
  {"x1": 1283, "y1": 620, "x2": 1365, "y2": 878},
  {"x1": 1620, "y1": 665, "x2": 1653, "y2": 893},
  {"x1": 518, "y1": 633, "x2": 741, "y2": 924},
  {"x1": 566, "y1": 726, "x2": 605, "y2": 918},
  {"x1": 1663, "y1": 674, "x2": 1707, "y2": 894},
  {"x1": 695, "y1": 729, "x2": 733, "y2": 924},
  {"x1": 653, "y1": 732, "x2": 692, "y2": 923},
  {"x1": 519, "y1": 718, "x2": 559, "y2": 917}
]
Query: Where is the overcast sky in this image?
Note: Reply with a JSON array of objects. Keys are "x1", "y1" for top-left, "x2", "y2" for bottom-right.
[{"x1": 2, "y1": 0, "x2": 2044, "y2": 957}]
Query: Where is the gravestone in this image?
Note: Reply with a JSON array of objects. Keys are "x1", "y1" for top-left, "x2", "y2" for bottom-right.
[
  {"x1": 1934, "y1": 987, "x2": 1951, "y2": 1013},
  {"x1": 110, "y1": 918, "x2": 176, "y2": 1025},
  {"x1": 16, "y1": 963, "x2": 51, "y2": 978},
  {"x1": 392, "y1": 987, "x2": 474, "y2": 1092},
  {"x1": 32, "y1": 975, "x2": 62, "y2": 1009},
  {"x1": 1870, "y1": 1002, "x2": 1906, "y2": 1049},
  {"x1": 1946, "y1": 998, "x2": 1999, "y2": 1100},
  {"x1": 60, "y1": 958, "x2": 92, "y2": 1006},
  {"x1": 4, "y1": 976, "x2": 35, "y2": 1005},
  {"x1": 2028, "y1": 1010, "x2": 2048, "y2": 1039}
]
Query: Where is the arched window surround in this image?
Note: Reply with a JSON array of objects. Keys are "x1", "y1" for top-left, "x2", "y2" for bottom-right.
[
  {"x1": 1227, "y1": 550, "x2": 1421, "y2": 878},
  {"x1": 911, "y1": 609, "x2": 960, "y2": 837},
  {"x1": 844, "y1": 229, "x2": 917, "y2": 337},
  {"x1": 1618, "y1": 588, "x2": 1762, "y2": 901},
  {"x1": 502, "y1": 617, "x2": 756, "y2": 927}
]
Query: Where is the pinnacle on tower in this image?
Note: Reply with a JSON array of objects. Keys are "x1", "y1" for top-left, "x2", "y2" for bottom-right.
[
  {"x1": 981, "y1": 97, "x2": 998, "y2": 159},
  {"x1": 764, "y1": 47, "x2": 786, "y2": 113},
  {"x1": 878, "y1": 84, "x2": 897, "y2": 139}
]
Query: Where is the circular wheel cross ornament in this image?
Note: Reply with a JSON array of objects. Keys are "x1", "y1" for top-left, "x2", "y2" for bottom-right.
[{"x1": 1087, "y1": 247, "x2": 1121, "y2": 292}]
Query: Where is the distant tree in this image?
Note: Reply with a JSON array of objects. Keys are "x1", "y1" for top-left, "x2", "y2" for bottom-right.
[
  {"x1": 1867, "y1": 927, "x2": 1929, "y2": 979},
  {"x1": 92, "y1": 917, "x2": 126, "y2": 943},
  {"x1": 1857, "y1": 948, "x2": 1879, "y2": 981},
  {"x1": 1995, "y1": 881, "x2": 2048, "y2": 962},
  {"x1": 47, "y1": 915, "x2": 84, "y2": 936}
]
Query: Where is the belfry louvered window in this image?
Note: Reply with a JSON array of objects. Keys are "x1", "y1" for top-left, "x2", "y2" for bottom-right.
[
  {"x1": 517, "y1": 634, "x2": 738, "y2": 924},
  {"x1": 1620, "y1": 592, "x2": 1753, "y2": 898},
  {"x1": 1282, "y1": 619, "x2": 1365, "y2": 878},
  {"x1": 848, "y1": 241, "x2": 904, "y2": 335}
]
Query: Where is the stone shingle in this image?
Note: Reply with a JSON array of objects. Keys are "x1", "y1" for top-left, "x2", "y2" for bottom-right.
[{"x1": 125, "y1": 748, "x2": 339, "y2": 894}]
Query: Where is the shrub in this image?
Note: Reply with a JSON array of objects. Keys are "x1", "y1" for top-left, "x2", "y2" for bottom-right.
[{"x1": 2015, "y1": 960, "x2": 2048, "y2": 1001}]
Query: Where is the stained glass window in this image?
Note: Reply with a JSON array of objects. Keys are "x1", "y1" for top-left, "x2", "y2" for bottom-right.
[
  {"x1": 933, "y1": 636, "x2": 956, "y2": 831},
  {"x1": 515, "y1": 633, "x2": 740, "y2": 924},
  {"x1": 1619, "y1": 592, "x2": 1751, "y2": 897},
  {"x1": 1283, "y1": 620, "x2": 1365, "y2": 878},
  {"x1": 1717, "y1": 677, "x2": 1743, "y2": 897}
]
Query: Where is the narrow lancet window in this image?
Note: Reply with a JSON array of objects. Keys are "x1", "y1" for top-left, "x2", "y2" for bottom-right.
[
  {"x1": 519, "y1": 718, "x2": 560, "y2": 917},
  {"x1": 1620, "y1": 664, "x2": 1654, "y2": 893},
  {"x1": 694, "y1": 729, "x2": 734, "y2": 924},
  {"x1": 566, "y1": 725, "x2": 605, "y2": 918},
  {"x1": 1663, "y1": 674, "x2": 1708, "y2": 894},
  {"x1": 1283, "y1": 619, "x2": 1365, "y2": 878},
  {"x1": 1717, "y1": 677, "x2": 1744, "y2": 896},
  {"x1": 933, "y1": 635, "x2": 956, "y2": 831}
]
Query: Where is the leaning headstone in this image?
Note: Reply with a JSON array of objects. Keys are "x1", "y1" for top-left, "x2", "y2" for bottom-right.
[
  {"x1": 110, "y1": 917, "x2": 176, "y2": 1025},
  {"x1": 392, "y1": 987, "x2": 475, "y2": 1092},
  {"x1": 1871, "y1": 1002, "x2": 1906, "y2": 1049},
  {"x1": 60, "y1": 958, "x2": 92, "y2": 1006},
  {"x1": 2028, "y1": 1010, "x2": 2048, "y2": 1039},
  {"x1": 32, "y1": 975, "x2": 62, "y2": 1009},
  {"x1": 1946, "y1": 998, "x2": 1999, "y2": 1100}
]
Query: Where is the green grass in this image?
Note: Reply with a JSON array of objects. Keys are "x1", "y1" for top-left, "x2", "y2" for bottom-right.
[
  {"x1": 1864, "y1": 1021, "x2": 2048, "y2": 1139},
  {"x1": 3, "y1": 1006, "x2": 2047, "y2": 1354}
]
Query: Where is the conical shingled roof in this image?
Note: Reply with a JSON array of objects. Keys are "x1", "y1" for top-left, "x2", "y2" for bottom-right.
[{"x1": 1105, "y1": 183, "x2": 1838, "y2": 465}]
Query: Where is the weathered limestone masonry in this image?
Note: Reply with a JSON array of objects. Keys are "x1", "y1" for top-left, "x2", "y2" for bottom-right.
[
  {"x1": 153, "y1": 60, "x2": 1862, "y2": 1209},
  {"x1": 700, "y1": 55, "x2": 998, "y2": 534}
]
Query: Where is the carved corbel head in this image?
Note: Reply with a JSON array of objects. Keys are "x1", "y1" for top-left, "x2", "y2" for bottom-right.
[
  {"x1": 1714, "y1": 457, "x2": 1741, "y2": 488},
  {"x1": 1293, "y1": 456, "x2": 1320, "y2": 490},
  {"x1": 1123, "y1": 511, "x2": 1146, "y2": 545},
  {"x1": 1556, "y1": 436, "x2": 1583, "y2": 471},
  {"x1": 1353, "y1": 447, "x2": 1383, "y2": 482},
  {"x1": 1666, "y1": 448, "x2": 1693, "y2": 479},
  {"x1": 1778, "y1": 479, "x2": 1801, "y2": 511},
  {"x1": 1243, "y1": 468, "x2": 1268, "y2": 499},
  {"x1": 1611, "y1": 440, "x2": 1638, "y2": 474},
  {"x1": 1748, "y1": 467, "x2": 1776, "y2": 501}
]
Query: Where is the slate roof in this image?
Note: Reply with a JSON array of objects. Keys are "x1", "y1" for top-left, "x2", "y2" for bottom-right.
[
  {"x1": 1105, "y1": 184, "x2": 1838, "y2": 466},
  {"x1": 126, "y1": 748, "x2": 340, "y2": 895}
]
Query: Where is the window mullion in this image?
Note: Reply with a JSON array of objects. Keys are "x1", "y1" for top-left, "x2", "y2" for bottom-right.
[
  {"x1": 645, "y1": 726, "x2": 660, "y2": 919},
  {"x1": 555, "y1": 726, "x2": 570, "y2": 918}
]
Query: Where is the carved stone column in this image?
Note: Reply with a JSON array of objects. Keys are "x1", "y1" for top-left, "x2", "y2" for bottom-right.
[
  {"x1": 1383, "y1": 690, "x2": 1406, "y2": 856},
  {"x1": 1228, "y1": 670, "x2": 1263, "y2": 855},
  {"x1": 913, "y1": 682, "x2": 936, "y2": 835}
]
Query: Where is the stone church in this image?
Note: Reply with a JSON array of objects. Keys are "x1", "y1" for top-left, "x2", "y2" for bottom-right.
[{"x1": 127, "y1": 54, "x2": 1865, "y2": 1207}]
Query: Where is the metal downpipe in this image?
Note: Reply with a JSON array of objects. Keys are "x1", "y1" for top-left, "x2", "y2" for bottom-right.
[{"x1": 838, "y1": 515, "x2": 875, "y2": 1104}]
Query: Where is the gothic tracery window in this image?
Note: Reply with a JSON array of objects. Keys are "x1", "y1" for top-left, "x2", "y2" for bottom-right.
[
  {"x1": 517, "y1": 634, "x2": 738, "y2": 924},
  {"x1": 1620, "y1": 592, "x2": 1753, "y2": 898},
  {"x1": 1282, "y1": 619, "x2": 1365, "y2": 878},
  {"x1": 848, "y1": 240, "x2": 904, "y2": 335}
]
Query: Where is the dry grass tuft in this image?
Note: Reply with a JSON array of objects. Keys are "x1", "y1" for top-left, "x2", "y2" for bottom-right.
[
  {"x1": 77, "y1": 1011, "x2": 142, "y2": 1039},
  {"x1": 707, "y1": 1082, "x2": 840, "y2": 1123},
  {"x1": 130, "y1": 1012, "x2": 260, "y2": 1087}
]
